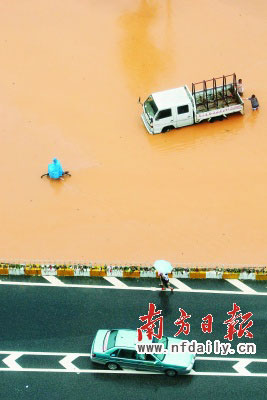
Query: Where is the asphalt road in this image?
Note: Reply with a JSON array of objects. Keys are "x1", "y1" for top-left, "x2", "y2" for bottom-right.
[{"x1": 0, "y1": 278, "x2": 266, "y2": 399}]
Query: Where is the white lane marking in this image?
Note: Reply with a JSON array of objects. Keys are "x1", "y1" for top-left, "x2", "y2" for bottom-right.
[
  {"x1": 169, "y1": 278, "x2": 192, "y2": 291},
  {"x1": 0, "y1": 367, "x2": 265, "y2": 377},
  {"x1": 59, "y1": 354, "x2": 82, "y2": 372},
  {"x1": 0, "y1": 367, "x2": 159, "y2": 374},
  {"x1": 189, "y1": 371, "x2": 267, "y2": 377},
  {"x1": 43, "y1": 276, "x2": 65, "y2": 285},
  {"x1": 2, "y1": 353, "x2": 23, "y2": 370},
  {"x1": 0, "y1": 353, "x2": 266, "y2": 377},
  {"x1": 0, "y1": 281, "x2": 266, "y2": 295},
  {"x1": 232, "y1": 360, "x2": 252, "y2": 375},
  {"x1": 0, "y1": 351, "x2": 91, "y2": 356},
  {"x1": 1, "y1": 352, "x2": 265, "y2": 363},
  {"x1": 226, "y1": 279, "x2": 257, "y2": 293},
  {"x1": 103, "y1": 277, "x2": 128, "y2": 288},
  {"x1": 196, "y1": 357, "x2": 267, "y2": 362}
]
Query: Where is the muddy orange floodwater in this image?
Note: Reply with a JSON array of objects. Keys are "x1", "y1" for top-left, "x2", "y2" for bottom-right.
[{"x1": 0, "y1": 0, "x2": 267, "y2": 266}]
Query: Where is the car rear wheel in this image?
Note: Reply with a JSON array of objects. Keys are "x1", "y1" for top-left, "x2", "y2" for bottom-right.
[
  {"x1": 106, "y1": 362, "x2": 119, "y2": 370},
  {"x1": 165, "y1": 369, "x2": 177, "y2": 377}
]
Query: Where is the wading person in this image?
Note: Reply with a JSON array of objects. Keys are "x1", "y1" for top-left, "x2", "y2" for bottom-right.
[
  {"x1": 41, "y1": 158, "x2": 71, "y2": 179},
  {"x1": 159, "y1": 273, "x2": 174, "y2": 291},
  {"x1": 245, "y1": 94, "x2": 259, "y2": 111}
]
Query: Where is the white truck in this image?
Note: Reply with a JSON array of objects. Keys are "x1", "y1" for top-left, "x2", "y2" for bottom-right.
[{"x1": 141, "y1": 73, "x2": 244, "y2": 134}]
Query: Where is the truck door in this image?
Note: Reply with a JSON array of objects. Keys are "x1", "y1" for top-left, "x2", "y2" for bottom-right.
[
  {"x1": 153, "y1": 108, "x2": 174, "y2": 134},
  {"x1": 176, "y1": 104, "x2": 194, "y2": 128}
]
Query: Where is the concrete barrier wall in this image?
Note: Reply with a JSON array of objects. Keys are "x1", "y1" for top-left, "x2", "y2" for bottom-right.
[{"x1": 0, "y1": 262, "x2": 266, "y2": 280}]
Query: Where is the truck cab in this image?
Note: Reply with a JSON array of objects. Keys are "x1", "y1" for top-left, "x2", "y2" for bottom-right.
[{"x1": 142, "y1": 86, "x2": 194, "y2": 134}]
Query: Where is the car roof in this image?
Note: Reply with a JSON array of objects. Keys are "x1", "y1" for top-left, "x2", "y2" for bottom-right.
[
  {"x1": 115, "y1": 329, "x2": 151, "y2": 348},
  {"x1": 152, "y1": 86, "x2": 190, "y2": 109}
]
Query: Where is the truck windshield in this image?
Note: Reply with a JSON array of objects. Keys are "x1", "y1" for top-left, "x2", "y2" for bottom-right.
[{"x1": 144, "y1": 96, "x2": 158, "y2": 118}]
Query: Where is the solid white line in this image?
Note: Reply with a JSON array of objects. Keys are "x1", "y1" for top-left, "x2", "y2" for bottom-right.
[
  {"x1": 196, "y1": 357, "x2": 267, "y2": 362},
  {"x1": 0, "y1": 367, "x2": 265, "y2": 377},
  {"x1": 0, "y1": 351, "x2": 91, "y2": 356},
  {"x1": 0, "y1": 367, "x2": 159, "y2": 374},
  {"x1": 43, "y1": 276, "x2": 65, "y2": 285},
  {"x1": 0, "y1": 281, "x2": 266, "y2": 295},
  {"x1": 190, "y1": 371, "x2": 267, "y2": 377},
  {"x1": 226, "y1": 279, "x2": 257, "y2": 293},
  {"x1": 104, "y1": 277, "x2": 128, "y2": 288},
  {"x1": 169, "y1": 278, "x2": 192, "y2": 291}
]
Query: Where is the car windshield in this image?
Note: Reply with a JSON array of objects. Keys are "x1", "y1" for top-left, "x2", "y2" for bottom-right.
[
  {"x1": 144, "y1": 96, "x2": 158, "y2": 118},
  {"x1": 107, "y1": 330, "x2": 118, "y2": 350},
  {"x1": 153, "y1": 336, "x2": 168, "y2": 361}
]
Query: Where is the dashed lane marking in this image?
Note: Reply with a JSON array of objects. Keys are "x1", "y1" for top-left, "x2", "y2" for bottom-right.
[
  {"x1": 103, "y1": 277, "x2": 128, "y2": 288},
  {"x1": 169, "y1": 278, "x2": 192, "y2": 291},
  {"x1": 43, "y1": 276, "x2": 65, "y2": 285},
  {"x1": 0, "y1": 280, "x2": 266, "y2": 295},
  {"x1": 226, "y1": 279, "x2": 257, "y2": 293}
]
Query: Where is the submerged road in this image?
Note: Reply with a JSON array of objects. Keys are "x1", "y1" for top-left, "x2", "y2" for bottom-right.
[{"x1": 0, "y1": 278, "x2": 266, "y2": 399}]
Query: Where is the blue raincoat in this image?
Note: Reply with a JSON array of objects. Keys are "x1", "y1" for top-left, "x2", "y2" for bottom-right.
[{"x1": 48, "y1": 158, "x2": 64, "y2": 179}]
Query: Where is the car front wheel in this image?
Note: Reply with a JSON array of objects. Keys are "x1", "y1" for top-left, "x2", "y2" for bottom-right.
[
  {"x1": 165, "y1": 369, "x2": 177, "y2": 377},
  {"x1": 106, "y1": 362, "x2": 119, "y2": 370}
]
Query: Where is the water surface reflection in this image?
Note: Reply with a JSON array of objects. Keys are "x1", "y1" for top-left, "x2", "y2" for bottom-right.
[{"x1": 118, "y1": 0, "x2": 173, "y2": 94}]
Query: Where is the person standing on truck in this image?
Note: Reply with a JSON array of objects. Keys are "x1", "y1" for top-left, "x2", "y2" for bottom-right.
[
  {"x1": 245, "y1": 94, "x2": 259, "y2": 111},
  {"x1": 237, "y1": 79, "x2": 244, "y2": 96}
]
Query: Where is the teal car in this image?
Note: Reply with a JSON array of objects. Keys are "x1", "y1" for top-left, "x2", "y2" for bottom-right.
[{"x1": 90, "y1": 329, "x2": 196, "y2": 377}]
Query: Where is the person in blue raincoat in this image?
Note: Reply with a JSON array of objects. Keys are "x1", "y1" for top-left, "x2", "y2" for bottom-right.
[
  {"x1": 41, "y1": 158, "x2": 71, "y2": 179},
  {"x1": 48, "y1": 158, "x2": 64, "y2": 179}
]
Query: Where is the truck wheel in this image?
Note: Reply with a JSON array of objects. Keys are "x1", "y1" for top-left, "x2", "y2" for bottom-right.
[
  {"x1": 209, "y1": 116, "x2": 224, "y2": 123},
  {"x1": 165, "y1": 369, "x2": 177, "y2": 377},
  {"x1": 106, "y1": 362, "x2": 119, "y2": 370},
  {"x1": 161, "y1": 126, "x2": 174, "y2": 133}
]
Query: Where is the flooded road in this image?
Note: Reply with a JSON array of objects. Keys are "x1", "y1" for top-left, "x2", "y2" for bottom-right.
[{"x1": 0, "y1": 0, "x2": 267, "y2": 265}]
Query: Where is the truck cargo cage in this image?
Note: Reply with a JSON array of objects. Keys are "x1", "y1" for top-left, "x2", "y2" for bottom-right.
[{"x1": 192, "y1": 73, "x2": 238, "y2": 112}]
